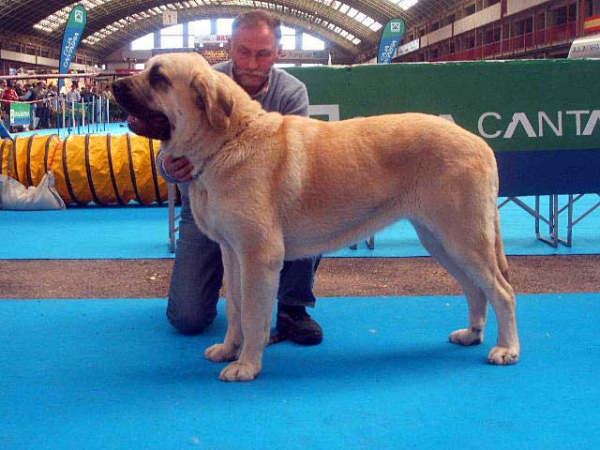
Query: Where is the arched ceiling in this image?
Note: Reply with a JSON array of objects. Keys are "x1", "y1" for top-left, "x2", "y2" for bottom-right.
[{"x1": 0, "y1": 0, "x2": 460, "y2": 63}]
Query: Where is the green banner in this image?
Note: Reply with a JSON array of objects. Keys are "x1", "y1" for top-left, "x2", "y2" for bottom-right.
[
  {"x1": 10, "y1": 103, "x2": 30, "y2": 126},
  {"x1": 378, "y1": 18, "x2": 405, "y2": 64},
  {"x1": 59, "y1": 5, "x2": 87, "y2": 91},
  {"x1": 287, "y1": 59, "x2": 600, "y2": 154}
]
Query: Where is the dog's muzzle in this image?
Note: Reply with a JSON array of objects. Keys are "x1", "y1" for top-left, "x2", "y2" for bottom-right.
[{"x1": 112, "y1": 80, "x2": 172, "y2": 141}]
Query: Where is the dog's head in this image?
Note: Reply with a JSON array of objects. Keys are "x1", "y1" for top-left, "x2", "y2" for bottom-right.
[{"x1": 112, "y1": 53, "x2": 238, "y2": 150}]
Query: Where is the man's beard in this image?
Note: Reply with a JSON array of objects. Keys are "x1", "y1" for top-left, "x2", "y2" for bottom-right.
[{"x1": 233, "y1": 67, "x2": 269, "y2": 88}]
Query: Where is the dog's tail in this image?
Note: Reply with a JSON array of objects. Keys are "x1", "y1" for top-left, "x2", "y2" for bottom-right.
[{"x1": 494, "y1": 207, "x2": 510, "y2": 283}]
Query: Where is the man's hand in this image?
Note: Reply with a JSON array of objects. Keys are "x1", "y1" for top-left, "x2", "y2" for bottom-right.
[{"x1": 164, "y1": 155, "x2": 194, "y2": 182}]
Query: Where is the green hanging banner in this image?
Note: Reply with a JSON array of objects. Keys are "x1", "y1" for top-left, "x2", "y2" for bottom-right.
[
  {"x1": 58, "y1": 5, "x2": 88, "y2": 90},
  {"x1": 377, "y1": 18, "x2": 406, "y2": 64}
]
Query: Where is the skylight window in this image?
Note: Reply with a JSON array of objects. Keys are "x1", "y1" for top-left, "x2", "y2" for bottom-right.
[
  {"x1": 362, "y1": 17, "x2": 374, "y2": 27},
  {"x1": 370, "y1": 22, "x2": 383, "y2": 32},
  {"x1": 33, "y1": 0, "x2": 116, "y2": 32},
  {"x1": 341, "y1": 4, "x2": 378, "y2": 30},
  {"x1": 40, "y1": 1, "x2": 363, "y2": 49},
  {"x1": 396, "y1": 0, "x2": 419, "y2": 11}
]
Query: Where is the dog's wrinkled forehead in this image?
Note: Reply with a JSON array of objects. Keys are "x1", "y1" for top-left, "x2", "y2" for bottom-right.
[
  {"x1": 145, "y1": 54, "x2": 205, "y2": 87},
  {"x1": 146, "y1": 61, "x2": 172, "y2": 91}
]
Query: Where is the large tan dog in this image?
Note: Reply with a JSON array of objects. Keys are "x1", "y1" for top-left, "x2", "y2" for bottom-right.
[{"x1": 112, "y1": 53, "x2": 520, "y2": 382}]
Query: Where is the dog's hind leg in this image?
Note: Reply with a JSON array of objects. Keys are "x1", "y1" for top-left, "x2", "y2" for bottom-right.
[
  {"x1": 494, "y1": 207, "x2": 510, "y2": 283},
  {"x1": 205, "y1": 244, "x2": 243, "y2": 363},
  {"x1": 218, "y1": 242, "x2": 284, "y2": 382},
  {"x1": 412, "y1": 221, "x2": 488, "y2": 346},
  {"x1": 420, "y1": 214, "x2": 520, "y2": 365}
]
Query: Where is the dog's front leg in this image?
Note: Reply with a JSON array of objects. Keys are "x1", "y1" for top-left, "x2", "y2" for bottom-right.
[
  {"x1": 205, "y1": 244, "x2": 243, "y2": 363},
  {"x1": 219, "y1": 247, "x2": 283, "y2": 382}
]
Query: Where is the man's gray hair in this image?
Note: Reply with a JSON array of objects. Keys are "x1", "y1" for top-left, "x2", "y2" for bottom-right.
[{"x1": 232, "y1": 10, "x2": 282, "y2": 43}]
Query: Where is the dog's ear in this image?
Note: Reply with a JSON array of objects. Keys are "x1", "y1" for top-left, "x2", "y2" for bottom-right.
[{"x1": 191, "y1": 71, "x2": 234, "y2": 133}]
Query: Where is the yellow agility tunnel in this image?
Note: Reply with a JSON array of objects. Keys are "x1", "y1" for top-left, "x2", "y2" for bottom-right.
[{"x1": 0, "y1": 134, "x2": 168, "y2": 206}]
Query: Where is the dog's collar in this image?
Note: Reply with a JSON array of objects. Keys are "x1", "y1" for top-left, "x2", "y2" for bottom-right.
[{"x1": 191, "y1": 113, "x2": 266, "y2": 181}]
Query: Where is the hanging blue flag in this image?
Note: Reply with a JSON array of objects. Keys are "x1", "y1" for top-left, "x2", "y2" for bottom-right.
[
  {"x1": 377, "y1": 18, "x2": 406, "y2": 64},
  {"x1": 58, "y1": 5, "x2": 88, "y2": 90}
]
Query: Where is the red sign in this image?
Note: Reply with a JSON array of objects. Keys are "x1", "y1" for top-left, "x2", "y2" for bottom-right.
[{"x1": 585, "y1": 15, "x2": 600, "y2": 34}]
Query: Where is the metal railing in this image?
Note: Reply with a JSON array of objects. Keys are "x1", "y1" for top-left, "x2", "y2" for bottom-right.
[{"x1": 430, "y1": 22, "x2": 579, "y2": 62}]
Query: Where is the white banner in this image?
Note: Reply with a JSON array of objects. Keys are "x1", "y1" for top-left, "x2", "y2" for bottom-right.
[{"x1": 163, "y1": 11, "x2": 177, "y2": 26}]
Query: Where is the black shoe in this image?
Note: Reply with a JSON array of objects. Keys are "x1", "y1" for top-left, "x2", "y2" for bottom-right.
[{"x1": 276, "y1": 305, "x2": 323, "y2": 346}]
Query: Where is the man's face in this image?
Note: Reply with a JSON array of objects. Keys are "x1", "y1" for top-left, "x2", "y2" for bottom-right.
[{"x1": 230, "y1": 23, "x2": 282, "y2": 94}]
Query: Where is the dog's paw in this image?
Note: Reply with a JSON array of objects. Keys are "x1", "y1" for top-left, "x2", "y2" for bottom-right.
[
  {"x1": 219, "y1": 361, "x2": 260, "y2": 382},
  {"x1": 204, "y1": 343, "x2": 239, "y2": 363},
  {"x1": 488, "y1": 345, "x2": 520, "y2": 365},
  {"x1": 449, "y1": 328, "x2": 484, "y2": 346}
]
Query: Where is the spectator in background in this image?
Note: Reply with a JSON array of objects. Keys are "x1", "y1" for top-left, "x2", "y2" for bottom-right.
[
  {"x1": 89, "y1": 86, "x2": 100, "y2": 123},
  {"x1": 65, "y1": 81, "x2": 81, "y2": 105},
  {"x1": 65, "y1": 81, "x2": 81, "y2": 129},
  {"x1": 80, "y1": 84, "x2": 90, "y2": 102},
  {"x1": 2, "y1": 81, "x2": 20, "y2": 132},
  {"x1": 18, "y1": 83, "x2": 32, "y2": 100},
  {"x1": 79, "y1": 84, "x2": 92, "y2": 124},
  {"x1": 20, "y1": 81, "x2": 45, "y2": 130},
  {"x1": 2, "y1": 81, "x2": 18, "y2": 104},
  {"x1": 102, "y1": 84, "x2": 114, "y2": 102},
  {"x1": 34, "y1": 82, "x2": 46, "y2": 129},
  {"x1": 41, "y1": 83, "x2": 58, "y2": 129},
  {"x1": 50, "y1": 84, "x2": 59, "y2": 126},
  {"x1": 0, "y1": 80, "x2": 6, "y2": 116},
  {"x1": 14, "y1": 81, "x2": 24, "y2": 97},
  {"x1": 80, "y1": 84, "x2": 94, "y2": 121},
  {"x1": 59, "y1": 82, "x2": 68, "y2": 97},
  {"x1": 19, "y1": 83, "x2": 33, "y2": 128},
  {"x1": 99, "y1": 85, "x2": 112, "y2": 123}
]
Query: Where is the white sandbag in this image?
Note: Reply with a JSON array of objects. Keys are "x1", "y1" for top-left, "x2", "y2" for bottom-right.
[{"x1": 0, "y1": 171, "x2": 66, "y2": 210}]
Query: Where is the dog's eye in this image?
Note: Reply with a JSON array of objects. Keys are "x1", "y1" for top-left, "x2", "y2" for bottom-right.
[{"x1": 149, "y1": 66, "x2": 171, "y2": 89}]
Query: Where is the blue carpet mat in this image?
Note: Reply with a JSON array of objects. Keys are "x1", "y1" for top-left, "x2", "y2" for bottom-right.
[
  {"x1": 12, "y1": 122, "x2": 130, "y2": 139},
  {"x1": 1, "y1": 294, "x2": 598, "y2": 449},
  {"x1": 0, "y1": 206, "x2": 170, "y2": 259},
  {"x1": 0, "y1": 195, "x2": 598, "y2": 259}
]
